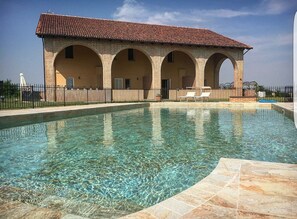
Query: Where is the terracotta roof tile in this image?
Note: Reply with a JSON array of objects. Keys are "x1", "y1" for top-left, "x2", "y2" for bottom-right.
[{"x1": 36, "y1": 13, "x2": 252, "y2": 49}]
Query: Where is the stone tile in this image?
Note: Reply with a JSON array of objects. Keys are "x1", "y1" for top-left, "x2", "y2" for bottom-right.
[
  {"x1": 238, "y1": 211, "x2": 288, "y2": 218},
  {"x1": 181, "y1": 204, "x2": 237, "y2": 219},
  {"x1": 240, "y1": 174, "x2": 297, "y2": 197},
  {"x1": 39, "y1": 196, "x2": 99, "y2": 217},
  {"x1": 206, "y1": 186, "x2": 238, "y2": 209},
  {"x1": 146, "y1": 204, "x2": 181, "y2": 219},
  {"x1": 192, "y1": 181, "x2": 223, "y2": 194},
  {"x1": 183, "y1": 187, "x2": 215, "y2": 201},
  {"x1": 173, "y1": 193, "x2": 204, "y2": 207},
  {"x1": 214, "y1": 158, "x2": 242, "y2": 173},
  {"x1": 238, "y1": 190, "x2": 297, "y2": 218},
  {"x1": 21, "y1": 207, "x2": 62, "y2": 219},
  {"x1": 62, "y1": 214, "x2": 89, "y2": 219},
  {"x1": 240, "y1": 162, "x2": 297, "y2": 178},
  {"x1": 159, "y1": 198, "x2": 195, "y2": 215},
  {"x1": 39, "y1": 196, "x2": 67, "y2": 209},
  {"x1": 199, "y1": 173, "x2": 235, "y2": 188},
  {"x1": 122, "y1": 210, "x2": 156, "y2": 219},
  {"x1": 0, "y1": 201, "x2": 36, "y2": 218}
]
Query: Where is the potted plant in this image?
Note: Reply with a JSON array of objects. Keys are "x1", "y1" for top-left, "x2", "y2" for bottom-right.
[{"x1": 155, "y1": 93, "x2": 162, "y2": 102}]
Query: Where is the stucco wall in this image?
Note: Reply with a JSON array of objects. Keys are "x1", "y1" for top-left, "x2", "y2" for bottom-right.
[
  {"x1": 111, "y1": 49, "x2": 152, "y2": 89},
  {"x1": 42, "y1": 37, "x2": 245, "y2": 100},
  {"x1": 55, "y1": 45, "x2": 103, "y2": 89}
]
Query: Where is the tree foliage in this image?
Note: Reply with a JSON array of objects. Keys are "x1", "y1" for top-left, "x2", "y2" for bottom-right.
[{"x1": 0, "y1": 80, "x2": 20, "y2": 97}]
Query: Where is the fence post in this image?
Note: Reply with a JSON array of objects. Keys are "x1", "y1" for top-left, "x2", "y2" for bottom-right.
[
  {"x1": 104, "y1": 89, "x2": 106, "y2": 103},
  {"x1": 86, "y1": 88, "x2": 89, "y2": 104},
  {"x1": 64, "y1": 86, "x2": 66, "y2": 106},
  {"x1": 31, "y1": 85, "x2": 34, "y2": 109}
]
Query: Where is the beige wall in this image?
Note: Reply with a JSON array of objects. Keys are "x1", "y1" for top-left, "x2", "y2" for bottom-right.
[
  {"x1": 161, "y1": 51, "x2": 195, "y2": 89},
  {"x1": 43, "y1": 37, "x2": 246, "y2": 100},
  {"x1": 111, "y1": 49, "x2": 152, "y2": 89},
  {"x1": 55, "y1": 45, "x2": 103, "y2": 89}
]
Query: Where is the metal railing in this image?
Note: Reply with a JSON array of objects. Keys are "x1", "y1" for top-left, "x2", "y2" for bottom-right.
[{"x1": 0, "y1": 83, "x2": 293, "y2": 110}]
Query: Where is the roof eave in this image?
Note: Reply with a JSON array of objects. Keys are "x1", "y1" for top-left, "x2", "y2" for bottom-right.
[{"x1": 36, "y1": 34, "x2": 251, "y2": 50}]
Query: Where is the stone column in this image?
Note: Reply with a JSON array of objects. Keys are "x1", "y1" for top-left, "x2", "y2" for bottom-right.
[
  {"x1": 151, "y1": 56, "x2": 162, "y2": 99},
  {"x1": 195, "y1": 58, "x2": 206, "y2": 93},
  {"x1": 234, "y1": 59, "x2": 244, "y2": 96},
  {"x1": 101, "y1": 54, "x2": 113, "y2": 102},
  {"x1": 43, "y1": 39, "x2": 56, "y2": 101}
]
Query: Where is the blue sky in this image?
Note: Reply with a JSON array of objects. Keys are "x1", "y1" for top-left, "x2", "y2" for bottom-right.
[{"x1": 0, "y1": 0, "x2": 296, "y2": 86}]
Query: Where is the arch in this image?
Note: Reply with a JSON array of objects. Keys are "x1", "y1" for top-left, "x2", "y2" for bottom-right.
[
  {"x1": 54, "y1": 45, "x2": 103, "y2": 89},
  {"x1": 112, "y1": 46, "x2": 153, "y2": 65},
  {"x1": 53, "y1": 43, "x2": 102, "y2": 66},
  {"x1": 219, "y1": 59, "x2": 234, "y2": 86},
  {"x1": 161, "y1": 50, "x2": 196, "y2": 98},
  {"x1": 111, "y1": 48, "x2": 152, "y2": 91},
  {"x1": 204, "y1": 52, "x2": 238, "y2": 89},
  {"x1": 160, "y1": 49, "x2": 196, "y2": 65}
]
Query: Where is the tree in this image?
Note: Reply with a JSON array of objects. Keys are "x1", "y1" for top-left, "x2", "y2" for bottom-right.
[{"x1": 0, "y1": 80, "x2": 19, "y2": 98}]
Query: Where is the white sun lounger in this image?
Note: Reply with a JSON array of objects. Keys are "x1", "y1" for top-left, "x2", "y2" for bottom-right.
[
  {"x1": 179, "y1": 92, "x2": 196, "y2": 101},
  {"x1": 195, "y1": 92, "x2": 211, "y2": 101}
]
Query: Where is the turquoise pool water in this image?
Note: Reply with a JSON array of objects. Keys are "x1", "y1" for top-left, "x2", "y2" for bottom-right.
[{"x1": 0, "y1": 108, "x2": 296, "y2": 217}]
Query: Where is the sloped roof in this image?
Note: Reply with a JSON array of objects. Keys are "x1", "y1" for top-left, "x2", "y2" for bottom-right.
[{"x1": 36, "y1": 13, "x2": 252, "y2": 49}]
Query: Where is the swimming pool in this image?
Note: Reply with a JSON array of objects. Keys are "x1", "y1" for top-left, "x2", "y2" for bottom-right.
[{"x1": 0, "y1": 107, "x2": 296, "y2": 217}]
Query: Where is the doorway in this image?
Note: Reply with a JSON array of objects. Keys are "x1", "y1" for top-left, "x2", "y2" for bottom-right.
[{"x1": 161, "y1": 79, "x2": 170, "y2": 99}]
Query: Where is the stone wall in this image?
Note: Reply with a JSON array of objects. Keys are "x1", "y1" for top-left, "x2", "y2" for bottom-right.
[{"x1": 43, "y1": 37, "x2": 245, "y2": 101}]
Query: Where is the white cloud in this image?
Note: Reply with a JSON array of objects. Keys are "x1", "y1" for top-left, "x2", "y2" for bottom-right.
[
  {"x1": 236, "y1": 33, "x2": 292, "y2": 51},
  {"x1": 113, "y1": 0, "x2": 148, "y2": 22},
  {"x1": 113, "y1": 0, "x2": 203, "y2": 26},
  {"x1": 197, "y1": 9, "x2": 256, "y2": 18},
  {"x1": 261, "y1": 0, "x2": 297, "y2": 15},
  {"x1": 113, "y1": 0, "x2": 296, "y2": 26}
]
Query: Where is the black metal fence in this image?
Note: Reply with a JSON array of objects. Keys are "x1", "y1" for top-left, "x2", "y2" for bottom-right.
[{"x1": 0, "y1": 83, "x2": 293, "y2": 110}]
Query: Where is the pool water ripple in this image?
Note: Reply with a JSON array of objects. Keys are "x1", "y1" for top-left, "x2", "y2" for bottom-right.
[{"x1": 0, "y1": 107, "x2": 297, "y2": 217}]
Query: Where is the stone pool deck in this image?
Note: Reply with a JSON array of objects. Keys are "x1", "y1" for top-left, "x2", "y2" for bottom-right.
[
  {"x1": 0, "y1": 102, "x2": 296, "y2": 218},
  {"x1": 1, "y1": 158, "x2": 296, "y2": 219},
  {"x1": 123, "y1": 158, "x2": 297, "y2": 219}
]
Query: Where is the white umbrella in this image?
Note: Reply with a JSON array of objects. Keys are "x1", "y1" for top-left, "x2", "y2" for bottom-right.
[{"x1": 20, "y1": 73, "x2": 27, "y2": 86}]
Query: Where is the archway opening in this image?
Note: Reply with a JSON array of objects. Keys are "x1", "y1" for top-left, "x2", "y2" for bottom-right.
[
  {"x1": 111, "y1": 48, "x2": 152, "y2": 101},
  {"x1": 111, "y1": 48, "x2": 152, "y2": 90},
  {"x1": 219, "y1": 59, "x2": 234, "y2": 88},
  {"x1": 161, "y1": 51, "x2": 195, "y2": 99},
  {"x1": 204, "y1": 53, "x2": 235, "y2": 89},
  {"x1": 54, "y1": 45, "x2": 103, "y2": 89}
]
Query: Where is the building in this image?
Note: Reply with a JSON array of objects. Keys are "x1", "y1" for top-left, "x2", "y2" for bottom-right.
[{"x1": 36, "y1": 13, "x2": 252, "y2": 101}]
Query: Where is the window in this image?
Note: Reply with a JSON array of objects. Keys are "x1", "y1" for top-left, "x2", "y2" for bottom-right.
[
  {"x1": 114, "y1": 78, "x2": 124, "y2": 89},
  {"x1": 128, "y1": 49, "x2": 134, "y2": 61},
  {"x1": 125, "y1": 79, "x2": 131, "y2": 89},
  {"x1": 66, "y1": 77, "x2": 74, "y2": 89},
  {"x1": 65, "y1": 46, "x2": 73, "y2": 59},
  {"x1": 167, "y1": 52, "x2": 173, "y2": 63}
]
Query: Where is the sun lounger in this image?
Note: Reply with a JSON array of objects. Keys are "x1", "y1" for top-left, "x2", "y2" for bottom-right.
[
  {"x1": 179, "y1": 92, "x2": 196, "y2": 101},
  {"x1": 195, "y1": 92, "x2": 211, "y2": 101}
]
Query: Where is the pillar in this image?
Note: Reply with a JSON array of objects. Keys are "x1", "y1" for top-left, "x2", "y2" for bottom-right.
[
  {"x1": 43, "y1": 39, "x2": 56, "y2": 101},
  {"x1": 234, "y1": 59, "x2": 244, "y2": 96},
  {"x1": 195, "y1": 58, "x2": 206, "y2": 91},
  {"x1": 150, "y1": 56, "x2": 162, "y2": 98},
  {"x1": 101, "y1": 54, "x2": 113, "y2": 102}
]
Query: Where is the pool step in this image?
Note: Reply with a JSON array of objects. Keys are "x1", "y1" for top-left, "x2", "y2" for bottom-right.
[{"x1": 0, "y1": 186, "x2": 137, "y2": 218}]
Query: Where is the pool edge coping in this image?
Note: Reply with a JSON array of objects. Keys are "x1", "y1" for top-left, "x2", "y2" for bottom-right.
[{"x1": 122, "y1": 157, "x2": 297, "y2": 218}]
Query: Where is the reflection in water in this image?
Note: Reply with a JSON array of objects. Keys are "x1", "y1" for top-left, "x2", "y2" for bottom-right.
[
  {"x1": 232, "y1": 110, "x2": 243, "y2": 138},
  {"x1": 151, "y1": 108, "x2": 163, "y2": 146},
  {"x1": 103, "y1": 113, "x2": 114, "y2": 146},
  {"x1": 46, "y1": 120, "x2": 66, "y2": 152},
  {"x1": 0, "y1": 108, "x2": 296, "y2": 218},
  {"x1": 195, "y1": 109, "x2": 210, "y2": 140}
]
